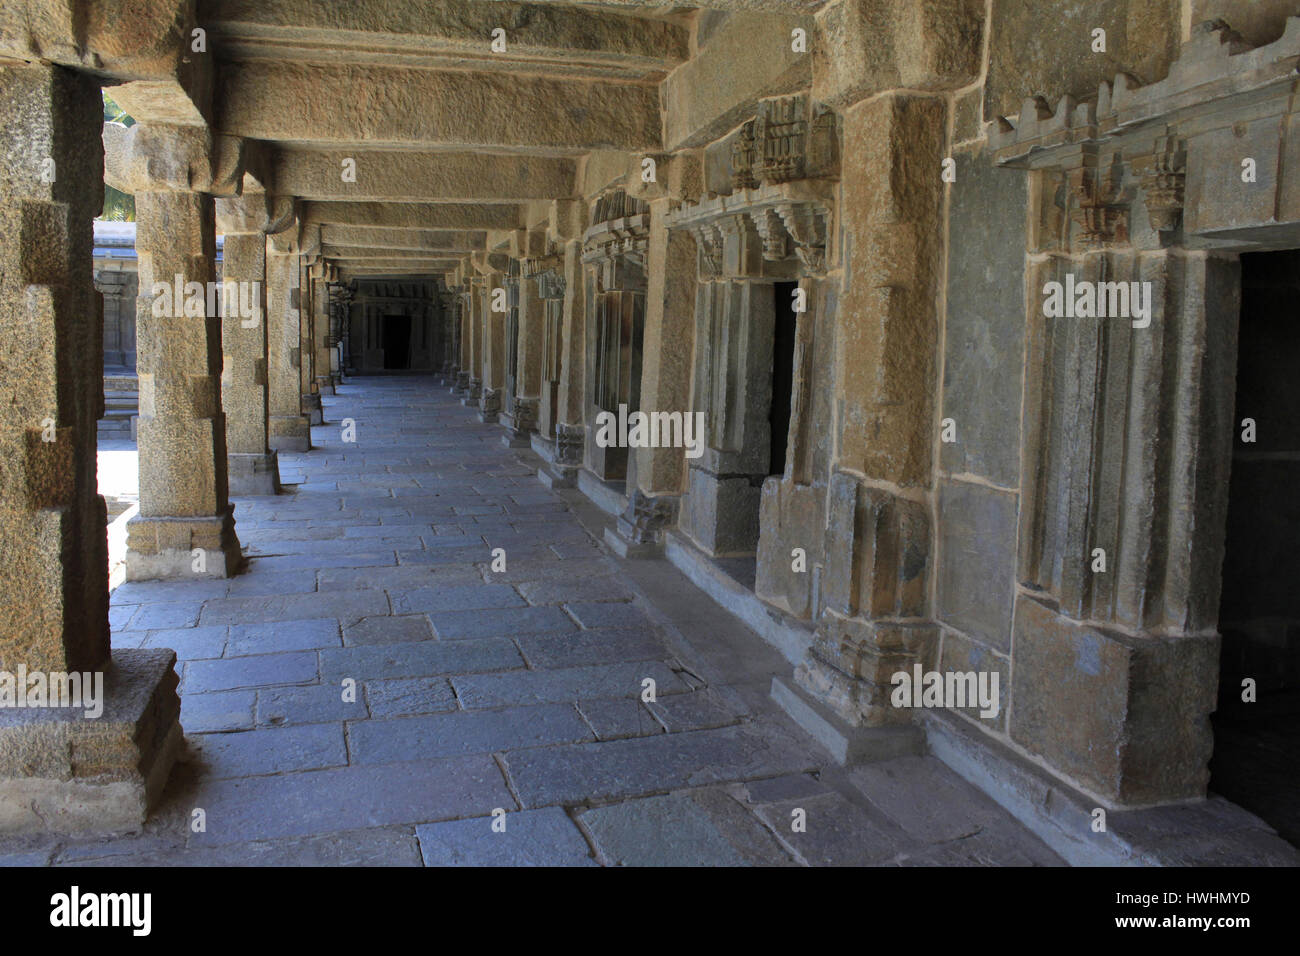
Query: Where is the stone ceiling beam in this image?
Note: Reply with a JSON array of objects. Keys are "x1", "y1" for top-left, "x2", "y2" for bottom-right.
[
  {"x1": 320, "y1": 226, "x2": 486, "y2": 251},
  {"x1": 205, "y1": 0, "x2": 689, "y2": 78},
  {"x1": 215, "y1": 61, "x2": 661, "y2": 152},
  {"x1": 323, "y1": 245, "x2": 476, "y2": 259},
  {"x1": 484, "y1": 1, "x2": 825, "y2": 9},
  {"x1": 0, "y1": 0, "x2": 211, "y2": 125},
  {"x1": 662, "y1": 11, "x2": 813, "y2": 150},
  {"x1": 302, "y1": 202, "x2": 524, "y2": 231},
  {"x1": 273, "y1": 149, "x2": 576, "y2": 202}
]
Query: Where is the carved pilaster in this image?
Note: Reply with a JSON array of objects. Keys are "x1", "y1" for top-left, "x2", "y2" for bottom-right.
[
  {"x1": 1136, "y1": 130, "x2": 1187, "y2": 236},
  {"x1": 555, "y1": 422, "x2": 585, "y2": 467},
  {"x1": 478, "y1": 385, "x2": 501, "y2": 423}
]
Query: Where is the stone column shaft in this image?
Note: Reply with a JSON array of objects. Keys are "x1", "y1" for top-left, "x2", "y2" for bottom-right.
[
  {"x1": 480, "y1": 271, "x2": 506, "y2": 423},
  {"x1": 127, "y1": 185, "x2": 241, "y2": 578},
  {"x1": 0, "y1": 64, "x2": 107, "y2": 672},
  {"x1": 0, "y1": 65, "x2": 182, "y2": 834},
  {"x1": 267, "y1": 245, "x2": 311, "y2": 451},
  {"x1": 219, "y1": 228, "x2": 278, "y2": 494}
]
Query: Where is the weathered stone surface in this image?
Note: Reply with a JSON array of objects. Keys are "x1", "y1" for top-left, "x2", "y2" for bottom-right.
[
  {"x1": 0, "y1": 649, "x2": 182, "y2": 835},
  {"x1": 515, "y1": 626, "x2": 669, "y2": 670},
  {"x1": 319, "y1": 638, "x2": 524, "y2": 682},
  {"x1": 814, "y1": 0, "x2": 984, "y2": 108},
  {"x1": 837, "y1": 94, "x2": 946, "y2": 487},
  {"x1": 183, "y1": 651, "x2": 319, "y2": 694},
  {"x1": 219, "y1": 62, "x2": 663, "y2": 152},
  {"x1": 984, "y1": 0, "x2": 1181, "y2": 121},
  {"x1": 939, "y1": 149, "x2": 1027, "y2": 487},
  {"x1": 186, "y1": 756, "x2": 512, "y2": 846},
  {"x1": 226, "y1": 618, "x2": 341, "y2": 656},
  {"x1": 452, "y1": 661, "x2": 685, "y2": 710},
  {"x1": 417, "y1": 807, "x2": 594, "y2": 867},
  {"x1": 935, "y1": 480, "x2": 1018, "y2": 653},
  {"x1": 348, "y1": 703, "x2": 592, "y2": 764},
  {"x1": 363, "y1": 677, "x2": 457, "y2": 719},
  {"x1": 257, "y1": 683, "x2": 368, "y2": 727},
  {"x1": 580, "y1": 790, "x2": 794, "y2": 866},
  {"x1": 501, "y1": 724, "x2": 816, "y2": 808},
  {"x1": 662, "y1": 13, "x2": 812, "y2": 150},
  {"x1": 189, "y1": 723, "x2": 347, "y2": 779},
  {"x1": 0, "y1": 63, "x2": 109, "y2": 674},
  {"x1": 754, "y1": 478, "x2": 824, "y2": 619},
  {"x1": 428, "y1": 606, "x2": 574, "y2": 640},
  {"x1": 1010, "y1": 593, "x2": 1220, "y2": 805}
]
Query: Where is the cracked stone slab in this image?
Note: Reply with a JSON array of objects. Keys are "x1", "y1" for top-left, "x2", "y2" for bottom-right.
[
  {"x1": 501, "y1": 724, "x2": 818, "y2": 808},
  {"x1": 578, "y1": 790, "x2": 795, "y2": 866},
  {"x1": 416, "y1": 807, "x2": 596, "y2": 866},
  {"x1": 452, "y1": 661, "x2": 686, "y2": 710},
  {"x1": 187, "y1": 756, "x2": 513, "y2": 846},
  {"x1": 347, "y1": 703, "x2": 592, "y2": 764}
]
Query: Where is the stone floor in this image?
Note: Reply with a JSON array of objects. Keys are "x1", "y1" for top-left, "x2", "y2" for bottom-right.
[{"x1": 2, "y1": 377, "x2": 1064, "y2": 867}]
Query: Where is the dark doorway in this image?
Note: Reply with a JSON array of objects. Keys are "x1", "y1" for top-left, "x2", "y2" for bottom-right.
[
  {"x1": 1210, "y1": 248, "x2": 1300, "y2": 847},
  {"x1": 769, "y1": 282, "x2": 799, "y2": 477},
  {"x1": 382, "y1": 314, "x2": 411, "y2": 370}
]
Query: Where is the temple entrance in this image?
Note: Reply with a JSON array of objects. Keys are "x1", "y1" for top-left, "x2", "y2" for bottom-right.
[
  {"x1": 382, "y1": 314, "x2": 411, "y2": 370},
  {"x1": 770, "y1": 281, "x2": 798, "y2": 477},
  {"x1": 1210, "y1": 248, "x2": 1300, "y2": 847}
]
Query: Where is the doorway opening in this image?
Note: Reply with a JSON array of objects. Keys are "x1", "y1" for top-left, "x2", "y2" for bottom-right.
[
  {"x1": 1209, "y1": 248, "x2": 1300, "y2": 847},
  {"x1": 770, "y1": 281, "x2": 798, "y2": 477},
  {"x1": 382, "y1": 314, "x2": 411, "y2": 370}
]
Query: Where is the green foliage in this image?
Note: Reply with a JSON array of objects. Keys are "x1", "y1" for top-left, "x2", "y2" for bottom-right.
[{"x1": 100, "y1": 90, "x2": 135, "y2": 220}]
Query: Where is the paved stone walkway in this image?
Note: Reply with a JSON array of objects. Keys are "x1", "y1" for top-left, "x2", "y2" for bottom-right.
[{"x1": 4, "y1": 377, "x2": 1062, "y2": 866}]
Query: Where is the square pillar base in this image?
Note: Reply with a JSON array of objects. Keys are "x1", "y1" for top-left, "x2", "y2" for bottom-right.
[
  {"x1": 604, "y1": 525, "x2": 662, "y2": 559},
  {"x1": 0, "y1": 648, "x2": 183, "y2": 836},
  {"x1": 227, "y1": 451, "x2": 281, "y2": 496},
  {"x1": 125, "y1": 509, "x2": 242, "y2": 580},
  {"x1": 269, "y1": 415, "x2": 312, "y2": 453},
  {"x1": 303, "y1": 393, "x2": 323, "y2": 426},
  {"x1": 538, "y1": 465, "x2": 577, "y2": 489}
]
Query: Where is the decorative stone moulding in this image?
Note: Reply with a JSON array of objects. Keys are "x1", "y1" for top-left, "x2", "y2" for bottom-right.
[
  {"x1": 581, "y1": 213, "x2": 650, "y2": 271},
  {"x1": 666, "y1": 180, "x2": 834, "y2": 278},
  {"x1": 990, "y1": 18, "x2": 1300, "y2": 250},
  {"x1": 731, "y1": 94, "x2": 840, "y2": 192}
]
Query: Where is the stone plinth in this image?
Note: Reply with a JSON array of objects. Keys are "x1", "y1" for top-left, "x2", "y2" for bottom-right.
[{"x1": 0, "y1": 649, "x2": 183, "y2": 835}]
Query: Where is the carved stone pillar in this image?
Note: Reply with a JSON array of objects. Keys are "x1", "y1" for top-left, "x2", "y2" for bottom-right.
[
  {"x1": 300, "y1": 256, "x2": 322, "y2": 425},
  {"x1": 480, "y1": 270, "x2": 506, "y2": 423},
  {"x1": 0, "y1": 66, "x2": 183, "y2": 833},
  {"x1": 266, "y1": 226, "x2": 311, "y2": 452},
  {"x1": 216, "y1": 193, "x2": 279, "y2": 495},
  {"x1": 312, "y1": 265, "x2": 333, "y2": 396},
  {"x1": 463, "y1": 279, "x2": 483, "y2": 404},
  {"x1": 126, "y1": 132, "x2": 242, "y2": 580}
]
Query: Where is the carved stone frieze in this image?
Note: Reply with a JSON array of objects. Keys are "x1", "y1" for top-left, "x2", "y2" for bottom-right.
[{"x1": 667, "y1": 180, "x2": 834, "y2": 278}]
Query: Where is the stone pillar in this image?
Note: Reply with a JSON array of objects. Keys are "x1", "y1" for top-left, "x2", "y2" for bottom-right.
[
  {"x1": 463, "y1": 279, "x2": 484, "y2": 404},
  {"x1": 126, "y1": 134, "x2": 243, "y2": 580},
  {"x1": 791, "y1": 94, "x2": 945, "y2": 730},
  {"x1": 505, "y1": 264, "x2": 543, "y2": 444},
  {"x1": 216, "y1": 195, "x2": 279, "y2": 495},
  {"x1": 0, "y1": 65, "x2": 181, "y2": 833},
  {"x1": 267, "y1": 227, "x2": 311, "y2": 451},
  {"x1": 300, "y1": 257, "x2": 322, "y2": 424},
  {"x1": 605, "y1": 200, "x2": 695, "y2": 557},
  {"x1": 312, "y1": 266, "x2": 333, "y2": 396},
  {"x1": 548, "y1": 239, "x2": 588, "y2": 486},
  {"x1": 480, "y1": 271, "x2": 506, "y2": 423}
]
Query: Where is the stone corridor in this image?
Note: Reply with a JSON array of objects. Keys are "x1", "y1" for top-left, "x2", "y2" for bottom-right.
[{"x1": 5, "y1": 378, "x2": 1066, "y2": 866}]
